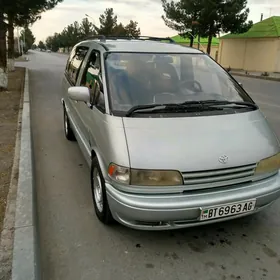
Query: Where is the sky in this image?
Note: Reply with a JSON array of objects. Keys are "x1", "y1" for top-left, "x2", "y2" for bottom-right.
[{"x1": 30, "y1": 0, "x2": 280, "y2": 43}]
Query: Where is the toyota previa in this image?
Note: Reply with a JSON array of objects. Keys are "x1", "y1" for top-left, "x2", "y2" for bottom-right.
[{"x1": 61, "y1": 36, "x2": 280, "y2": 230}]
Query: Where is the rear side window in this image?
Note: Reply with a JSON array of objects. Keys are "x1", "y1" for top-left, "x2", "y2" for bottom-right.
[
  {"x1": 66, "y1": 46, "x2": 88, "y2": 85},
  {"x1": 65, "y1": 48, "x2": 76, "y2": 72}
]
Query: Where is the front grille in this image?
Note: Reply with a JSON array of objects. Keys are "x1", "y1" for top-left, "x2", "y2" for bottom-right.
[{"x1": 182, "y1": 164, "x2": 257, "y2": 189}]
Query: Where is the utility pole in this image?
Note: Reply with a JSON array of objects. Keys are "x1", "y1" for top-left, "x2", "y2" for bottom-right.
[
  {"x1": 22, "y1": 28, "x2": 26, "y2": 53},
  {"x1": 16, "y1": 27, "x2": 20, "y2": 54},
  {"x1": 261, "y1": 13, "x2": 263, "y2": 21},
  {"x1": 85, "y1": 13, "x2": 96, "y2": 35},
  {"x1": 85, "y1": 14, "x2": 95, "y2": 25},
  {"x1": 190, "y1": 20, "x2": 206, "y2": 53}
]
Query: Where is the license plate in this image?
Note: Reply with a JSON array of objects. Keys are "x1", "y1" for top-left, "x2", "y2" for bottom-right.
[{"x1": 200, "y1": 199, "x2": 256, "y2": 221}]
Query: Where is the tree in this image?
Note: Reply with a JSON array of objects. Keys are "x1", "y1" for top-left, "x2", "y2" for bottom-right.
[
  {"x1": 7, "y1": 0, "x2": 63, "y2": 59},
  {"x1": 162, "y1": 0, "x2": 202, "y2": 47},
  {"x1": 96, "y1": 8, "x2": 118, "y2": 35},
  {"x1": 162, "y1": 0, "x2": 252, "y2": 54},
  {"x1": 80, "y1": 17, "x2": 95, "y2": 39},
  {"x1": 46, "y1": 36, "x2": 52, "y2": 50},
  {"x1": 113, "y1": 23, "x2": 127, "y2": 36},
  {"x1": 62, "y1": 22, "x2": 81, "y2": 51},
  {"x1": 44, "y1": 9, "x2": 142, "y2": 53},
  {"x1": 125, "y1": 20, "x2": 141, "y2": 37},
  {"x1": 20, "y1": 27, "x2": 35, "y2": 51},
  {"x1": 38, "y1": 40, "x2": 46, "y2": 50},
  {"x1": 94, "y1": 9, "x2": 141, "y2": 37},
  {"x1": 0, "y1": 0, "x2": 63, "y2": 89},
  {"x1": 46, "y1": 34, "x2": 60, "y2": 52},
  {"x1": 199, "y1": 0, "x2": 252, "y2": 54},
  {"x1": 0, "y1": 13, "x2": 7, "y2": 89}
]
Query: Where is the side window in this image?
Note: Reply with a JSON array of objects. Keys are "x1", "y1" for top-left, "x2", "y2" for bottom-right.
[
  {"x1": 67, "y1": 46, "x2": 88, "y2": 85},
  {"x1": 65, "y1": 47, "x2": 76, "y2": 73},
  {"x1": 81, "y1": 50, "x2": 105, "y2": 112}
]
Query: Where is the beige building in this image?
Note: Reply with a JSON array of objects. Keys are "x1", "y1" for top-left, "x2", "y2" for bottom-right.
[{"x1": 218, "y1": 16, "x2": 280, "y2": 73}]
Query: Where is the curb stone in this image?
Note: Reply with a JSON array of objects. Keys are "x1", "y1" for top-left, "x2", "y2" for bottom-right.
[
  {"x1": 0, "y1": 72, "x2": 22, "y2": 279},
  {"x1": 231, "y1": 72, "x2": 280, "y2": 82},
  {"x1": 11, "y1": 69, "x2": 39, "y2": 280}
]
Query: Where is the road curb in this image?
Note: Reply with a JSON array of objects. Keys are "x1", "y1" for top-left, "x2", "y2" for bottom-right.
[
  {"x1": 11, "y1": 69, "x2": 39, "y2": 280},
  {"x1": 0, "y1": 69, "x2": 23, "y2": 279},
  {"x1": 231, "y1": 72, "x2": 280, "y2": 82}
]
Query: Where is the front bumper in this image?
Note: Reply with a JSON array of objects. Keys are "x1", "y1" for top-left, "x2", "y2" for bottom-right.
[{"x1": 106, "y1": 172, "x2": 280, "y2": 230}]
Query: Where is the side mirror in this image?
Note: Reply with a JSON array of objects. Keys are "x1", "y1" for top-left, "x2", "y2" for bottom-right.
[{"x1": 68, "y1": 86, "x2": 90, "y2": 103}]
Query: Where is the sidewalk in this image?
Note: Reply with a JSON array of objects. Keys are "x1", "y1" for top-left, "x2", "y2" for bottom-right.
[{"x1": 230, "y1": 70, "x2": 280, "y2": 82}]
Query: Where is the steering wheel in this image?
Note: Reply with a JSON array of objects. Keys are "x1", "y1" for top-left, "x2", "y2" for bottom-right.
[
  {"x1": 179, "y1": 80, "x2": 203, "y2": 92},
  {"x1": 153, "y1": 92, "x2": 176, "y2": 104}
]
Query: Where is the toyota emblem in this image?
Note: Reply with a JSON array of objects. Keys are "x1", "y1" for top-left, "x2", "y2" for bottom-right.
[{"x1": 219, "y1": 155, "x2": 229, "y2": 164}]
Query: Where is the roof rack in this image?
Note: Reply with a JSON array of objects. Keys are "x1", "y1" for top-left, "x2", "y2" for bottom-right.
[
  {"x1": 85, "y1": 35, "x2": 134, "y2": 41},
  {"x1": 85, "y1": 35, "x2": 106, "y2": 41},
  {"x1": 85, "y1": 35, "x2": 175, "y2": 43},
  {"x1": 137, "y1": 36, "x2": 175, "y2": 43}
]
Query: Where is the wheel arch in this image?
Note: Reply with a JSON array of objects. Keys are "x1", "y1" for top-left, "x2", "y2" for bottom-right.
[{"x1": 91, "y1": 148, "x2": 108, "y2": 180}]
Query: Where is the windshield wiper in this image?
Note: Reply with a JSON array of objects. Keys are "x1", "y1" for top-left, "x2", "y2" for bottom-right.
[
  {"x1": 126, "y1": 104, "x2": 167, "y2": 117},
  {"x1": 125, "y1": 100, "x2": 258, "y2": 117},
  {"x1": 180, "y1": 100, "x2": 258, "y2": 109},
  {"x1": 126, "y1": 102, "x2": 222, "y2": 117}
]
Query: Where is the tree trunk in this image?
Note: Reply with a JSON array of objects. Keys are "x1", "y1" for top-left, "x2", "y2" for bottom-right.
[
  {"x1": 190, "y1": 36, "x2": 194, "y2": 48},
  {"x1": 207, "y1": 34, "x2": 213, "y2": 55},
  {"x1": 197, "y1": 35, "x2": 200, "y2": 50},
  {"x1": 0, "y1": 11, "x2": 8, "y2": 90},
  {"x1": 7, "y1": 13, "x2": 15, "y2": 72}
]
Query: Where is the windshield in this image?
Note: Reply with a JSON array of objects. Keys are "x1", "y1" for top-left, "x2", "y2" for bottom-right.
[{"x1": 105, "y1": 52, "x2": 253, "y2": 114}]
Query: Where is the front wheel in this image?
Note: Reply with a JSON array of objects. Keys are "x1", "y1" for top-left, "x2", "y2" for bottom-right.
[{"x1": 91, "y1": 157, "x2": 114, "y2": 224}]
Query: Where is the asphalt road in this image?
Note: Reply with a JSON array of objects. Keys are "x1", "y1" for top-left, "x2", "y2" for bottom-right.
[
  {"x1": 18, "y1": 51, "x2": 280, "y2": 280},
  {"x1": 235, "y1": 76, "x2": 280, "y2": 137}
]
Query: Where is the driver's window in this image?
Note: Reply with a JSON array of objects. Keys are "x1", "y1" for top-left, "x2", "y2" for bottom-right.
[{"x1": 81, "y1": 50, "x2": 105, "y2": 111}]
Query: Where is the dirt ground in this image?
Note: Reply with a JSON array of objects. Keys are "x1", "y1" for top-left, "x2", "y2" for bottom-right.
[{"x1": 0, "y1": 67, "x2": 25, "y2": 233}]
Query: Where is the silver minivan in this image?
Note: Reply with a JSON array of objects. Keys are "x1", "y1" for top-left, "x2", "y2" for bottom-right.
[{"x1": 61, "y1": 36, "x2": 280, "y2": 230}]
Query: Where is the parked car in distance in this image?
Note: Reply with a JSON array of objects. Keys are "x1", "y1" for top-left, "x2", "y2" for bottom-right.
[
  {"x1": 61, "y1": 36, "x2": 280, "y2": 230},
  {"x1": 46, "y1": 49, "x2": 51, "y2": 53}
]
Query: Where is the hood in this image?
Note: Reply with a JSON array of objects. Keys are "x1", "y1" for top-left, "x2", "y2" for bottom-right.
[{"x1": 123, "y1": 111, "x2": 280, "y2": 172}]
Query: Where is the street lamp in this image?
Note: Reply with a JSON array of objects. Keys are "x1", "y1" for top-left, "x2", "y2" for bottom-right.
[
  {"x1": 85, "y1": 14, "x2": 95, "y2": 24},
  {"x1": 187, "y1": 22, "x2": 207, "y2": 53}
]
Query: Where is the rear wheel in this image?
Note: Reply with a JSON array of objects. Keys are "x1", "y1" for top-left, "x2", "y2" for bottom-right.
[
  {"x1": 63, "y1": 106, "x2": 76, "y2": 141},
  {"x1": 91, "y1": 157, "x2": 114, "y2": 224}
]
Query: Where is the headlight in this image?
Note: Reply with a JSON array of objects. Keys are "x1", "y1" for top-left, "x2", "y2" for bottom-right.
[
  {"x1": 108, "y1": 163, "x2": 183, "y2": 186},
  {"x1": 131, "y1": 169, "x2": 183, "y2": 186},
  {"x1": 255, "y1": 153, "x2": 280, "y2": 175},
  {"x1": 108, "y1": 163, "x2": 130, "y2": 184}
]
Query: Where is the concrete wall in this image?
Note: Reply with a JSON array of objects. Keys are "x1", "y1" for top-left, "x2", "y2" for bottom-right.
[
  {"x1": 218, "y1": 37, "x2": 280, "y2": 72},
  {"x1": 275, "y1": 39, "x2": 280, "y2": 73},
  {"x1": 180, "y1": 43, "x2": 219, "y2": 60}
]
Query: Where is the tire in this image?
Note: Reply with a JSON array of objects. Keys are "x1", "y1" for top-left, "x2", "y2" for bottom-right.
[
  {"x1": 91, "y1": 157, "x2": 114, "y2": 224},
  {"x1": 63, "y1": 105, "x2": 76, "y2": 141}
]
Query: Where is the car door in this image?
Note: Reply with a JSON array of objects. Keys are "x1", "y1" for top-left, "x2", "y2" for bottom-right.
[
  {"x1": 76, "y1": 49, "x2": 106, "y2": 166},
  {"x1": 63, "y1": 46, "x2": 89, "y2": 156}
]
